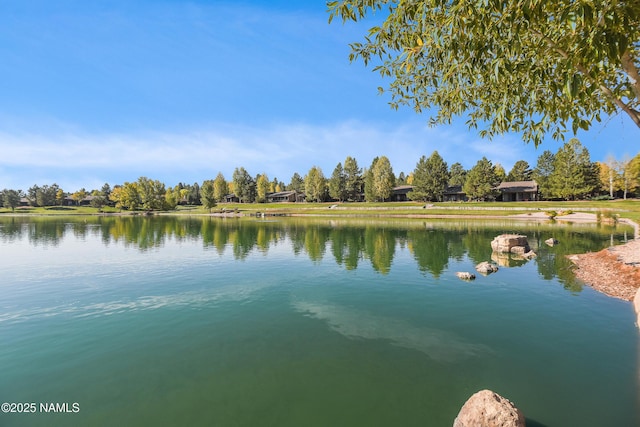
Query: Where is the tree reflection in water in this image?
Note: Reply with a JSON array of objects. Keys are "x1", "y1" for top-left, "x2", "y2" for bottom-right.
[{"x1": 0, "y1": 216, "x2": 631, "y2": 292}]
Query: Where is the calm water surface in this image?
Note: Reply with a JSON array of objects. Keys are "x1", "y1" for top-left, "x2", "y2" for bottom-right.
[{"x1": 0, "y1": 216, "x2": 638, "y2": 426}]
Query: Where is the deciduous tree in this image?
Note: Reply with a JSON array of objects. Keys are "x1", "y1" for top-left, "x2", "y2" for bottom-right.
[
  {"x1": 2, "y1": 189, "x2": 21, "y2": 211},
  {"x1": 371, "y1": 155, "x2": 395, "y2": 201},
  {"x1": 213, "y1": 172, "x2": 229, "y2": 203},
  {"x1": 137, "y1": 177, "x2": 166, "y2": 210},
  {"x1": 305, "y1": 166, "x2": 327, "y2": 202},
  {"x1": 201, "y1": 180, "x2": 216, "y2": 212},
  {"x1": 256, "y1": 173, "x2": 270, "y2": 203},
  {"x1": 328, "y1": 0, "x2": 640, "y2": 144},
  {"x1": 71, "y1": 188, "x2": 87, "y2": 206}
]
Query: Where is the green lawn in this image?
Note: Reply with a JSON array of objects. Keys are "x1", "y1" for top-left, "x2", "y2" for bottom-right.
[{"x1": 3, "y1": 199, "x2": 639, "y2": 223}]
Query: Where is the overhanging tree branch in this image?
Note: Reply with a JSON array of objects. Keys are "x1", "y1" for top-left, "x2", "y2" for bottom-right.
[{"x1": 532, "y1": 29, "x2": 640, "y2": 129}]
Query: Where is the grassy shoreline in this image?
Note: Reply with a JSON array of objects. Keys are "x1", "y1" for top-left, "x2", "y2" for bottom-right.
[
  {"x1": 0, "y1": 199, "x2": 634, "y2": 222},
  {"x1": 3, "y1": 200, "x2": 640, "y2": 222}
]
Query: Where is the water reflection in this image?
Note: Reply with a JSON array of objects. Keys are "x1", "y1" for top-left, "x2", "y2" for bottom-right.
[
  {"x1": 0, "y1": 216, "x2": 630, "y2": 290},
  {"x1": 293, "y1": 300, "x2": 493, "y2": 362}
]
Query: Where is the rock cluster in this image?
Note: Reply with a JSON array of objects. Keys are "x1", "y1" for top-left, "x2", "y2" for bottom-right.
[
  {"x1": 545, "y1": 238, "x2": 559, "y2": 246},
  {"x1": 453, "y1": 389, "x2": 526, "y2": 427}
]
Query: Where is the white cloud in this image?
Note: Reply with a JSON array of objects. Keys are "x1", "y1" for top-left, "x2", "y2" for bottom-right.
[{"x1": 0, "y1": 120, "x2": 541, "y2": 191}]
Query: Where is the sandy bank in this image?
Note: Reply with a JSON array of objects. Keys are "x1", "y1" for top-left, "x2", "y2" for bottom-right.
[{"x1": 568, "y1": 240, "x2": 640, "y2": 301}]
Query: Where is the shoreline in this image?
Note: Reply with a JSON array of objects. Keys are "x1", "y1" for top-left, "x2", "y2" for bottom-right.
[{"x1": 568, "y1": 240, "x2": 640, "y2": 302}]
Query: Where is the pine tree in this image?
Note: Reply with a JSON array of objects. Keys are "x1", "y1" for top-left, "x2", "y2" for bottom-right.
[
  {"x1": 328, "y1": 162, "x2": 347, "y2": 202},
  {"x1": 506, "y1": 160, "x2": 533, "y2": 182},
  {"x1": 448, "y1": 163, "x2": 467, "y2": 187},
  {"x1": 549, "y1": 139, "x2": 596, "y2": 200},
  {"x1": 408, "y1": 151, "x2": 449, "y2": 202},
  {"x1": 532, "y1": 151, "x2": 555, "y2": 200},
  {"x1": 463, "y1": 157, "x2": 499, "y2": 201},
  {"x1": 343, "y1": 156, "x2": 363, "y2": 201}
]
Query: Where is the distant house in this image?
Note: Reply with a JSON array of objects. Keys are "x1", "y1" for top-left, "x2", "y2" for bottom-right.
[
  {"x1": 63, "y1": 195, "x2": 95, "y2": 206},
  {"x1": 497, "y1": 181, "x2": 538, "y2": 202},
  {"x1": 390, "y1": 185, "x2": 414, "y2": 202},
  {"x1": 266, "y1": 191, "x2": 304, "y2": 203},
  {"x1": 224, "y1": 193, "x2": 240, "y2": 203},
  {"x1": 443, "y1": 185, "x2": 467, "y2": 202}
]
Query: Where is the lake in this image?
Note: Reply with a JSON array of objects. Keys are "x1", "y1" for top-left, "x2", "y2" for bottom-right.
[{"x1": 0, "y1": 216, "x2": 638, "y2": 426}]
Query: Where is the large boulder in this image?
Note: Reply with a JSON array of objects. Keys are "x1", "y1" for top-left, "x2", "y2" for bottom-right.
[
  {"x1": 491, "y1": 234, "x2": 530, "y2": 253},
  {"x1": 453, "y1": 389, "x2": 526, "y2": 427}
]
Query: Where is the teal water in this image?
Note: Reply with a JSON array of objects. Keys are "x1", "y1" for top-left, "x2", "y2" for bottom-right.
[{"x1": 0, "y1": 216, "x2": 638, "y2": 426}]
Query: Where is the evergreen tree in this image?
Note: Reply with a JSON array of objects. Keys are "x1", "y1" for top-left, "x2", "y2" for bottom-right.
[
  {"x1": 396, "y1": 171, "x2": 406, "y2": 185},
  {"x1": 549, "y1": 139, "x2": 596, "y2": 200},
  {"x1": 288, "y1": 172, "x2": 304, "y2": 193},
  {"x1": 328, "y1": 162, "x2": 347, "y2": 202},
  {"x1": 493, "y1": 163, "x2": 507, "y2": 183},
  {"x1": 506, "y1": 160, "x2": 533, "y2": 182},
  {"x1": 532, "y1": 151, "x2": 555, "y2": 200},
  {"x1": 363, "y1": 158, "x2": 378, "y2": 202},
  {"x1": 408, "y1": 151, "x2": 449, "y2": 202},
  {"x1": 463, "y1": 157, "x2": 499, "y2": 201},
  {"x1": 343, "y1": 156, "x2": 363, "y2": 201},
  {"x1": 232, "y1": 167, "x2": 256, "y2": 203},
  {"x1": 448, "y1": 163, "x2": 467, "y2": 187}
]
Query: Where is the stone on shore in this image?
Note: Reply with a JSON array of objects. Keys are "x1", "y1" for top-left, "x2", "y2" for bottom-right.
[
  {"x1": 456, "y1": 272, "x2": 476, "y2": 281},
  {"x1": 453, "y1": 389, "x2": 526, "y2": 427},
  {"x1": 545, "y1": 238, "x2": 559, "y2": 246},
  {"x1": 476, "y1": 262, "x2": 499, "y2": 275},
  {"x1": 491, "y1": 234, "x2": 530, "y2": 253}
]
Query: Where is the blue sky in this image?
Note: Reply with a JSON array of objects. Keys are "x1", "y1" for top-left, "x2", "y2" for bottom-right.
[{"x1": 0, "y1": 0, "x2": 637, "y2": 192}]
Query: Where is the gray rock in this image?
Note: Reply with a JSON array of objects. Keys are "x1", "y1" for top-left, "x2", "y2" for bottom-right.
[
  {"x1": 453, "y1": 389, "x2": 525, "y2": 427},
  {"x1": 456, "y1": 272, "x2": 476, "y2": 281},
  {"x1": 475, "y1": 262, "x2": 499, "y2": 275}
]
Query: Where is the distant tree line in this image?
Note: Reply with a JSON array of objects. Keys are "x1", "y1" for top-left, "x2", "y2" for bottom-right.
[{"x1": 2, "y1": 138, "x2": 640, "y2": 212}]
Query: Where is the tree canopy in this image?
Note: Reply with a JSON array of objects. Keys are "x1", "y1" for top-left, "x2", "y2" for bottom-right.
[
  {"x1": 463, "y1": 157, "x2": 500, "y2": 201},
  {"x1": 408, "y1": 151, "x2": 449, "y2": 201},
  {"x1": 328, "y1": 0, "x2": 640, "y2": 145}
]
